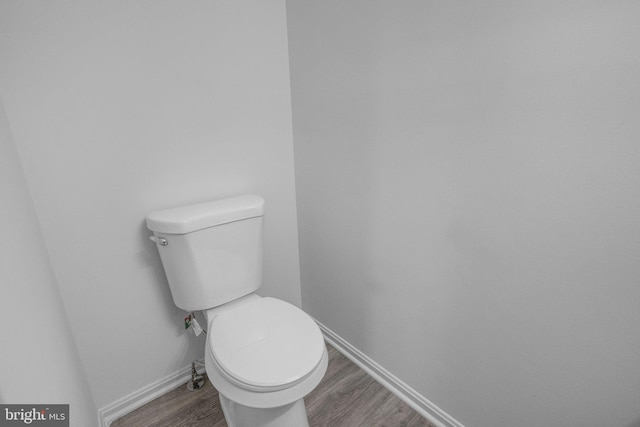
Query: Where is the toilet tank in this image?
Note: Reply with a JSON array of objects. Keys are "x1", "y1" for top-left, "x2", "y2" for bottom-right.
[{"x1": 146, "y1": 195, "x2": 264, "y2": 311}]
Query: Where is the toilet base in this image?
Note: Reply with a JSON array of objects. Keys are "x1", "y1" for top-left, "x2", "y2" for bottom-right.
[{"x1": 219, "y1": 393, "x2": 310, "y2": 427}]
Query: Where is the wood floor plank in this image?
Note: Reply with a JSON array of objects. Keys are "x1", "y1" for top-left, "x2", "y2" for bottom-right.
[{"x1": 112, "y1": 344, "x2": 435, "y2": 427}]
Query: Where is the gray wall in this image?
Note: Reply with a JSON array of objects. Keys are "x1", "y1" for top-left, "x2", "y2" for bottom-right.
[
  {"x1": 0, "y1": 99, "x2": 97, "y2": 426},
  {"x1": 0, "y1": 0, "x2": 300, "y2": 410},
  {"x1": 287, "y1": 1, "x2": 640, "y2": 426}
]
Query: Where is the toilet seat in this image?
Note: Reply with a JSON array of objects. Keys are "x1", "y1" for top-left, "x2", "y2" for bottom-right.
[{"x1": 208, "y1": 297, "x2": 325, "y2": 392}]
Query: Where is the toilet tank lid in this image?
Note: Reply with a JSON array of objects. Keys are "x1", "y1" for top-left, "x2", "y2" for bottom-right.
[{"x1": 146, "y1": 195, "x2": 264, "y2": 234}]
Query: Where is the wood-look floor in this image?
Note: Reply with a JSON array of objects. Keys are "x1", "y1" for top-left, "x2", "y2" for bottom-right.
[{"x1": 111, "y1": 344, "x2": 434, "y2": 427}]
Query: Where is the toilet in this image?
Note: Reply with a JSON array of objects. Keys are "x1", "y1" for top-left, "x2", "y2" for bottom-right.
[{"x1": 146, "y1": 195, "x2": 328, "y2": 427}]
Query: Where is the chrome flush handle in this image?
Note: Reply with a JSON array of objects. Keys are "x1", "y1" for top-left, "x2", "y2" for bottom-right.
[{"x1": 149, "y1": 236, "x2": 168, "y2": 246}]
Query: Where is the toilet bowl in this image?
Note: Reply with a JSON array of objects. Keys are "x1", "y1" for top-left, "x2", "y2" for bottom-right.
[
  {"x1": 204, "y1": 295, "x2": 328, "y2": 426},
  {"x1": 146, "y1": 195, "x2": 327, "y2": 427}
]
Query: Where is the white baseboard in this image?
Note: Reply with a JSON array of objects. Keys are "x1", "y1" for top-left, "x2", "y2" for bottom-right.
[
  {"x1": 316, "y1": 319, "x2": 465, "y2": 427},
  {"x1": 98, "y1": 325, "x2": 462, "y2": 427},
  {"x1": 97, "y1": 364, "x2": 205, "y2": 427}
]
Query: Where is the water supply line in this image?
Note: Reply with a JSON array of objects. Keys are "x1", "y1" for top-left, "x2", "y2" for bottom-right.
[{"x1": 188, "y1": 360, "x2": 206, "y2": 391}]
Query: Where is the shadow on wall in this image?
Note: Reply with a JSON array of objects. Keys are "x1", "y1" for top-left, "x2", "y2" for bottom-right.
[
  {"x1": 137, "y1": 220, "x2": 186, "y2": 336},
  {"x1": 628, "y1": 418, "x2": 640, "y2": 427},
  {"x1": 288, "y1": 3, "x2": 380, "y2": 349},
  {"x1": 295, "y1": 89, "x2": 382, "y2": 353}
]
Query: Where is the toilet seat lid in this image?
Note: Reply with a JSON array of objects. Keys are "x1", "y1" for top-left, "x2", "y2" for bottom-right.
[{"x1": 209, "y1": 297, "x2": 325, "y2": 389}]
